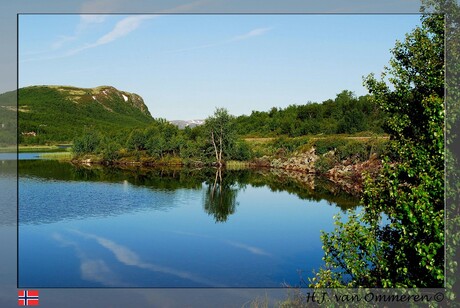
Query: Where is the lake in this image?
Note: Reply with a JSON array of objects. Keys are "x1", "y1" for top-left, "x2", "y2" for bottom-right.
[{"x1": 18, "y1": 158, "x2": 359, "y2": 288}]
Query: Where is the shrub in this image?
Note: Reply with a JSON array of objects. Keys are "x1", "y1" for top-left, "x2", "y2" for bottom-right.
[
  {"x1": 314, "y1": 154, "x2": 338, "y2": 174},
  {"x1": 336, "y1": 140, "x2": 368, "y2": 161},
  {"x1": 270, "y1": 136, "x2": 309, "y2": 153},
  {"x1": 101, "y1": 142, "x2": 121, "y2": 162},
  {"x1": 313, "y1": 137, "x2": 347, "y2": 155},
  {"x1": 73, "y1": 131, "x2": 101, "y2": 155},
  {"x1": 228, "y1": 140, "x2": 253, "y2": 161}
]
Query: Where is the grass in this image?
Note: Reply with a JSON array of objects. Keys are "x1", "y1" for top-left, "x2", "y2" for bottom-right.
[
  {"x1": 18, "y1": 145, "x2": 72, "y2": 153},
  {"x1": 226, "y1": 160, "x2": 251, "y2": 170},
  {"x1": 0, "y1": 146, "x2": 17, "y2": 153},
  {"x1": 39, "y1": 152, "x2": 73, "y2": 161}
]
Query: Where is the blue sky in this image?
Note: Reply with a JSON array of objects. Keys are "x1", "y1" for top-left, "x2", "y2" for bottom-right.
[{"x1": 19, "y1": 14, "x2": 421, "y2": 120}]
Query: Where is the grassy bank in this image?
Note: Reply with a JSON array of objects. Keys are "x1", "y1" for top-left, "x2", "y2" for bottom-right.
[
  {"x1": 0, "y1": 146, "x2": 16, "y2": 153},
  {"x1": 39, "y1": 152, "x2": 73, "y2": 161},
  {"x1": 19, "y1": 144, "x2": 72, "y2": 153}
]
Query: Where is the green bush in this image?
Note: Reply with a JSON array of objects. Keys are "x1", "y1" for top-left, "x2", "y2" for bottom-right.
[
  {"x1": 336, "y1": 140, "x2": 368, "y2": 161},
  {"x1": 101, "y1": 142, "x2": 121, "y2": 162},
  {"x1": 126, "y1": 129, "x2": 146, "y2": 151},
  {"x1": 270, "y1": 136, "x2": 309, "y2": 153},
  {"x1": 314, "y1": 154, "x2": 338, "y2": 174},
  {"x1": 73, "y1": 131, "x2": 101, "y2": 155},
  {"x1": 228, "y1": 140, "x2": 253, "y2": 161},
  {"x1": 313, "y1": 137, "x2": 347, "y2": 155}
]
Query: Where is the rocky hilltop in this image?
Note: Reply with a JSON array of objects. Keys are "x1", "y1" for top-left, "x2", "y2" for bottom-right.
[
  {"x1": 18, "y1": 85, "x2": 154, "y2": 144},
  {"x1": 24, "y1": 85, "x2": 151, "y2": 116}
]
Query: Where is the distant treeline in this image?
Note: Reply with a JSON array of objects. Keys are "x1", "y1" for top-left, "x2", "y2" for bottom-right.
[{"x1": 234, "y1": 90, "x2": 386, "y2": 137}]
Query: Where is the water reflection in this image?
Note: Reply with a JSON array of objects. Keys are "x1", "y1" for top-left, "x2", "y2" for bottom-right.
[
  {"x1": 51, "y1": 232, "x2": 126, "y2": 287},
  {"x1": 19, "y1": 160, "x2": 360, "y2": 226},
  {"x1": 70, "y1": 229, "x2": 218, "y2": 287},
  {"x1": 19, "y1": 159, "x2": 361, "y2": 287},
  {"x1": 203, "y1": 168, "x2": 239, "y2": 223},
  {"x1": 0, "y1": 160, "x2": 16, "y2": 226}
]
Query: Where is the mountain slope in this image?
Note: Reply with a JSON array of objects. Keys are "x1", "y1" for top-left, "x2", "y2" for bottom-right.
[
  {"x1": 18, "y1": 85, "x2": 154, "y2": 144},
  {"x1": 169, "y1": 119, "x2": 205, "y2": 129},
  {"x1": 0, "y1": 89, "x2": 17, "y2": 106},
  {"x1": 0, "y1": 90, "x2": 17, "y2": 146}
]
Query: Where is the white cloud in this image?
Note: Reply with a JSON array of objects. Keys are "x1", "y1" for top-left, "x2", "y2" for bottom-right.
[
  {"x1": 64, "y1": 15, "x2": 156, "y2": 56},
  {"x1": 168, "y1": 26, "x2": 273, "y2": 53},
  {"x1": 80, "y1": 14, "x2": 107, "y2": 24},
  {"x1": 162, "y1": 0, "x2": 212, "y2": 13},
  {"x1": 21, "y1": 15, "x2": 155, "y2": 62},
  {"x1": 51, "y1": 35, "x2": 77, "y2": 50},
  {"x1": 229, "y1": 27, "x2": 273, "y2": 42},
  {"x1": 51, "y1": 15, "x2": 107, "y2": 51},
  {"x1": 21, "y1": 1, "x2": 210, "y2": 62},
  {"x1": 80, "y1": 0, "x2": 124, "y2": 13},
  {"x1": 96, "y1": 15, "x2": 154, "y2": 45},
  {"x1": 77, "y1": 15, "x2": 108, "y2": 33}
]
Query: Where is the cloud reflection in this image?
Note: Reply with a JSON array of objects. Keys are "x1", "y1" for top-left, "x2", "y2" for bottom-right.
[
  {"x1": 52, "y1": 233, "x2": 125, "y2": 287},
  {"x1": 71, "y1": 229, "x2": 220, "y2": 287},
  {"x1": 172, "y1": 230, "x2": 273, "y2": 257},
  {"x1": 225, "y1": 241, "x2": 272, "y2": 257}
]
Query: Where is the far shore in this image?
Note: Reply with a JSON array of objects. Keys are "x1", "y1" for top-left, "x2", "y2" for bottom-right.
[
  {"x1": 0, "y1": 146, "x2": 16, "y2": 153},
  {"x1": 15, "y1": 144, "x2": 71, "y2": 153}
]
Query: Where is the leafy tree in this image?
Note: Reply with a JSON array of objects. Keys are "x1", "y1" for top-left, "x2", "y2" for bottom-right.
[
  {"x1": 101, "y1": 141, "x2": 121, "y2": 162},
  {"x1": 312, "y1": 12, "x2": 444, "y2": 287},
  {"x1": 420, "y1": 0, "x2": 460, "y2": 301},
  {"x1": 204, "y1": 108, "x2": 236, "y2": 166},
  {"x1": 126, "y1": 129, "x2": 146, "y2": 151},
  {"x1": 73, "y1": 130, "x2": 101, "y2": 155}
]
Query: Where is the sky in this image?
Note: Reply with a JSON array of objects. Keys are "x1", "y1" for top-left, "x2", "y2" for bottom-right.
[{"x1": 19, "y1": 14, "x2": 421, "y2": 120}]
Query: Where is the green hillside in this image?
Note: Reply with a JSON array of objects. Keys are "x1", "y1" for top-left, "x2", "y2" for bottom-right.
[
  {"x1": 0, "y1": 90, "x2": 17, "y2": 146},
  {"x1": 18, "y1": 85, "x2": 154, "y2": 144},
  {"x1": 0, "y1": 89, "x2": 17, "y2": 106}
]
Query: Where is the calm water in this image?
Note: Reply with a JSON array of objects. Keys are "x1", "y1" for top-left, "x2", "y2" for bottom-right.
[{"x1": 18, "y1": 159, "x2": 359, "y2": 288}]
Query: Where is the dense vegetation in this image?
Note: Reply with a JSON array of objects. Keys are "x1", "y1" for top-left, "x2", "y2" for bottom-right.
[
  {"x1": 72, "y1": 109, "x2": 254, "y2": 165},
  {"x1": 234, "y1": 91, "x2": 386, "y2": 137},
  {"x1": 310, "y1": 11, "x2": 445, "y2": 288},
  {"x1": 18, "y1": 85, "x2": 154, "y2": 145},
  {"x1": 71, "y1": 107, "x2": 388, "y2": 174},
  {"x1": 441, "y1": 0, "x2": 460, "y2": 300},
  {"x1": 18, "y1": 86, "x2": 385, "y2": 148},
  {"x1": 12, "y1": 82, "x2": 389, "y2": 171}
]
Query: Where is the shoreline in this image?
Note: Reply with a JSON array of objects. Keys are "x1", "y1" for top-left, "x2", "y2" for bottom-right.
[{"x1": 69, "y1": 153, "x2": 382, "y2": 196}]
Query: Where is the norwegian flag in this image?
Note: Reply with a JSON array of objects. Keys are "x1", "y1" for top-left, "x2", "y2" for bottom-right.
[{"x1": 18, "y1": 290, "x2": 39, "y2": 306}]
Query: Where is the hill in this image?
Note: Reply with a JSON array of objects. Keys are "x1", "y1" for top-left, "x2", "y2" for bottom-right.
[
  {"x1": 0, "y1": 89, "x2": 17, "y2": 106},
  {"x1": 18, "y1": 85, "x2": 154, "y2": 144},
  {"x1": 0, "y1": 89, "x2": 17, "y2": 146}
]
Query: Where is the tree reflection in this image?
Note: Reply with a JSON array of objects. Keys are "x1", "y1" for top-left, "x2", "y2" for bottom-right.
[{"x1": 203, "y1": 168, "x2": 239, "y2": 223}]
